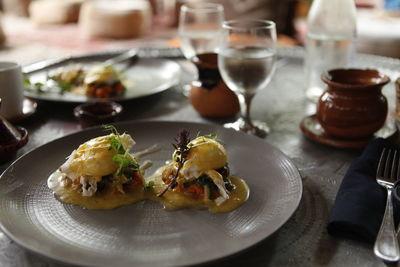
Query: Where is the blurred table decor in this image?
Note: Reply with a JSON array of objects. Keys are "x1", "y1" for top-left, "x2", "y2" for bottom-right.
[
  {"x1": 79, "y1": 0, "x2": 152, "y2": 39},
  {"x1": 0, "y1": 13, "x2": 5, "y2": 46},
  {"x1": 29, "y1": 0, "x2": 83, "y2": 26}
]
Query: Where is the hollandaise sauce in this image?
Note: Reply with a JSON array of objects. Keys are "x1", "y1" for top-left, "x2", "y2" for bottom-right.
[
  {"x1": 147, "y1": 167, "x2": 249, "y2": 213},
  {"x1": 48, "y1": 168, "x2": 249, "y2": 212},
  {"x1": 47, "y1": 132, "x2": 249, "y2": 213},
  {"x1": 48, "y1": 171, "x2": 146, "y2": 210}
]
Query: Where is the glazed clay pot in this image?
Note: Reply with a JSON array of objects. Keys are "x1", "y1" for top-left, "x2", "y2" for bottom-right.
[
  {"x1": 317, "y1": 69, "x2": 390, "y2": 139},
  {"x1": 189, "y1": 53, "x2": 240, "y2": 118}
]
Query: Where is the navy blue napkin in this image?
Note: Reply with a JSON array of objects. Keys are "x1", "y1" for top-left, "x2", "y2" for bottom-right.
[{"x1": 327, "y1": 138, "x2": 400, "y2": 243}]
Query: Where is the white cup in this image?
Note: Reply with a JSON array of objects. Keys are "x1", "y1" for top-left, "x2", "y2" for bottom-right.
[{"x1": 0, "y1": 62, "x2": 24, "y2": 121}]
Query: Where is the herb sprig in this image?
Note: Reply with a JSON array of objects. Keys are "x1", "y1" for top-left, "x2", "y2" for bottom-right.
[
  {"x1": 158, "y1": 128, "x2": 191, "y2": 197},
  {"x1": 102, "y1": 125, "x2": 139, "y2": 187},
  {"x1": 24, "y1": 76, "x2": 46, "y2": 94},
  {"x1": 145, "y1": 181, "x2": 155, "y2": 191},
  {"x1": 54, "y1": 80, "x2": 72, "y2": 94},
  {"x1": 24, "y1": 74, "x2": 74, "y2": 95}
]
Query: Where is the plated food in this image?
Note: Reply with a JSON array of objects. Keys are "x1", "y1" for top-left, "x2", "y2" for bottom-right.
[
  {"x1": 24, "y1": 57, "x2": 181, "y2": 103},
  {"x1": 47, "y1": 126, "x2": 249, "y2": 213},
  {"x1": 48, "y1": 64, "x2": 126, "y2": 98},
  {"x1": 149, "y1": 130, "x2": 249, "y2": 213},
  {"x1": 47, "y1": 126, "x2": 145, "y2": 209},
  {"x1": 1, "y1": 121, "x2": 302, "y2": 267}
]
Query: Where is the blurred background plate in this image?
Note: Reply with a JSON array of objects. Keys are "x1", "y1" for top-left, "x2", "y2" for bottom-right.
[
  {"x1": 0, "y1": 121, "x2": 302, "y2": 267},
  {"x1": 24, "y1": 56, "x2": 181, "y2": 103}
]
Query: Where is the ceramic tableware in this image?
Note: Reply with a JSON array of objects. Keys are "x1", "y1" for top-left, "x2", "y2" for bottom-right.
[
  {"x1": 0, "y1": 121, "x2": 302, "y2": 266},
  {"x1": 0, "y1": 62, "x2": 24, "y2": 121},
  {"x1": 73, "y1": 101, "x2": 123, "y2": 128},
  {"x1": 189, "y1": 53, "x2": 239, "y2": 117},
  {"x1": 317, "y1": 68, "x2": 390, "y2": 139}
]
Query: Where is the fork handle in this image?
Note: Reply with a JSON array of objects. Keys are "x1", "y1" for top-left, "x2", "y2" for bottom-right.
[{"x1": 374, "y1": 188, "x2": 400, "y2": 262}]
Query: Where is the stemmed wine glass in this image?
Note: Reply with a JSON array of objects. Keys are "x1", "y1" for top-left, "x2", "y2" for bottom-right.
[
  {"x1": 179, "y1": 3, "x2": 224, "y2": 62},
  {"x1": 218, "y1": 20, "x2": 277, "y2": 137},
  {"x1": 178, "y1": 3, "x2": 224, "y2": 96}
]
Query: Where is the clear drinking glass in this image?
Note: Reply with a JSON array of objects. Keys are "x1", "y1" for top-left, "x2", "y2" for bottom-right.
[
  {"x1": 218, "y1": 19, "x2": 277, "y2": 137},
  {"x1": 179, "y1": 3, "x2": 224, "y2": 63}
]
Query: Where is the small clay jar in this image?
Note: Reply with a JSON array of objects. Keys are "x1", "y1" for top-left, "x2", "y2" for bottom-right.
[
  {"x1": 189, "y1": 53, "x2": 240, "y2": 118},
  {"x1": 317, "y1": 69, "x2": 390, "y2": 139},
  {"x1": 73, "y1": 101, "x2": 123, "y2": 128}
]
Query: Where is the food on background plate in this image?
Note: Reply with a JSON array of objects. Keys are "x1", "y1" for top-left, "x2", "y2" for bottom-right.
[
  {"x1": 150, "y1": 129, "x2": 249, "y2": 213},
  {"x1": 49, "y1": 64, "x2": 126, "y2": 98},
  {"x1": 47, "y1": 125, "x2": 145, "y2": 209},
  {"x1": 25, "y1": 64, "x2": 127, "y2": 98},
  {"x1": 48, "y1": 65, "x2": 86, "y2": 89},
  {"x1": 83, "y1": 65, "x2": 126, "y2": 98}
]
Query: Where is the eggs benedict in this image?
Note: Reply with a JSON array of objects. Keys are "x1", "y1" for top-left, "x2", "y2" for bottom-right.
[
  {"x1": 48, "y1": 64, "x2": 126, "y2": 98},
  {"x1": 84, "y1": 65, "x2": 125, "y2": 98},
  {"x1": 47, "y1": 126, "x2": 145, "y2": 209},
  {"x1": 151, "y1": 130, "x2": 249, "y2": 213}
]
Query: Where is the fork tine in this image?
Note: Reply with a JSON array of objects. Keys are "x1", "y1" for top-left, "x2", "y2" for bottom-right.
[
  {"x1": 377, "y1": 148, "x2": 387, "y2": 177},
  {"x1": 384, "y1": 149, "x2": 393, "y2": 178},
  {"x1": 374, "y1": 148, "x2": 400, "y2": 262}
]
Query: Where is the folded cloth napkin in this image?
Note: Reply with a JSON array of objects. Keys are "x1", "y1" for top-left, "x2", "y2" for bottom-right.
[{"x1": 327, "y1": 138, "x2": 400, "y2": 243}]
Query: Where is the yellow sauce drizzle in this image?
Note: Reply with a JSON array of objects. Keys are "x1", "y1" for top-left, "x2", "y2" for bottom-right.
[
  {"x1": 54, "y1": 184, "x2": 146, "y2": 210},
  {"x1": 49, "y1": 171, "x2": 249, "y2": 213},
  {"x1": 48, "y1": 160, "x2": 249, "y2": 213},
  {"x1": 149, "y1": 176, "x2": 249, "y2": 213}
]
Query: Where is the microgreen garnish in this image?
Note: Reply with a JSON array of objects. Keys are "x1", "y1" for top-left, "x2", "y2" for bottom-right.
[
  {"x1": 102, "y1": 125, "x2": 140, "y2": 187},
  {"x1": 102, "y1": 124, "x2": 119, "y2": 134},
  {"x1": 145, "y1": 181, "x2": 155, "y2": 190},
  {"x1": 23, "y1": 76, "x2": 31, "y2": 86},
  {"x1": 109, "y1": 135, "x2": 126, "y2": 154},
  {"x1": 158, "y1": 128, "x2": 191, "y2": 197},
  {"x1": 103, "y1": 125, "x2": 126, "y2": 154},
  {"x1": 204, "y1": 133, "x2": 217, "y2": 138},
  {"x1": 112, "y1": 154, "x2": 139, "y2": 176},
  {"x1": 55, "y1": 80, "x2": 72, "y2": 94},
  {"x1": 24, "y1": 76, "x2": 46, "y2": 94}
]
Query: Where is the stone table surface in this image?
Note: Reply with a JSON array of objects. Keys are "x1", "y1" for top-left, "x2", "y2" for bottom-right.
[{"x1": 1, "y1": 46, "x2": 400, "y2": 267}]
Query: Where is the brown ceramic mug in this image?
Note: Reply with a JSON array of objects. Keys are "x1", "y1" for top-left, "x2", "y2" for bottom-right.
[{"x1": 317, "y1": 68, "x2": 390, "y2": 139}]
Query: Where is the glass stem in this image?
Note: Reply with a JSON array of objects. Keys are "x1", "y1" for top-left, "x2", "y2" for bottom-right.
[{"x1": 237, "y1": 93, "x2": 255, "y2": 127}]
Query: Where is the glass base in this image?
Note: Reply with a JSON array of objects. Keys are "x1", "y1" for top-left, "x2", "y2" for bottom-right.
[{"x1": 224, "y1": 118, "x2": 269, "y2": 138}]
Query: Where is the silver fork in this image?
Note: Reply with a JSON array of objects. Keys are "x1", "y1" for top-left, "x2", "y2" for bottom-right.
[{"x1": 374, "y1": 148, "x2": 400, "y2": 262}]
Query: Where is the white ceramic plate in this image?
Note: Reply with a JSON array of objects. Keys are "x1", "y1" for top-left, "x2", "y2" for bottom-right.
[
  {"x1": 24, "y1": 58, "x2": 180, "y2": 103},
  {"x1": 0, "y1": 121, "x2": 302, "y2": 267}
]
